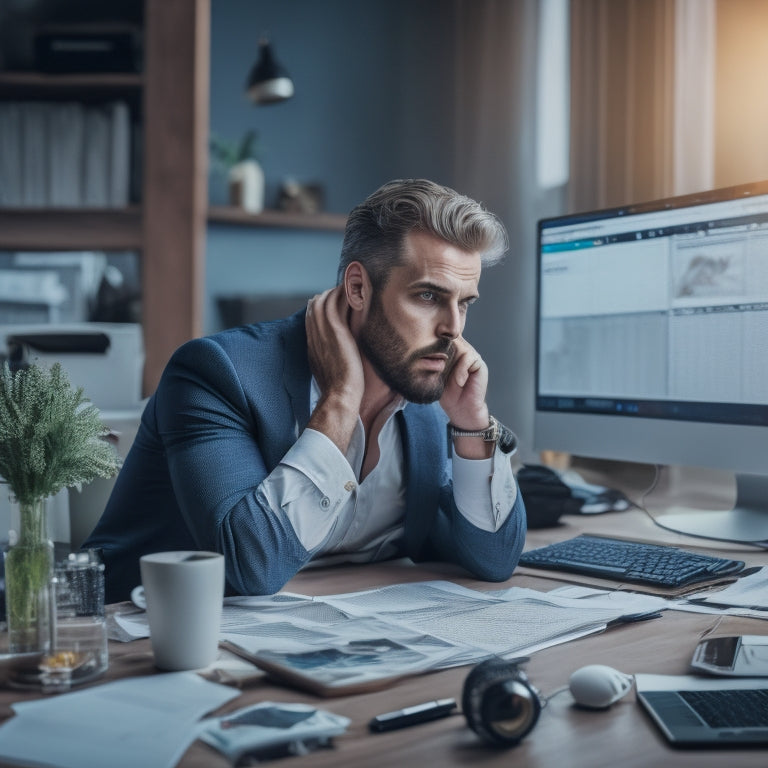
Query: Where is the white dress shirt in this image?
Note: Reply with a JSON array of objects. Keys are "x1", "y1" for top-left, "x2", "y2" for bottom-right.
[{"x1": 257, "y1": 379, "x2": 518, "y2": 566}]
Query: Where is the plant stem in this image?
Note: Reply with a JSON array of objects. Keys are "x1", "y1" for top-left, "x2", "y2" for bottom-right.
[{"x1": 6, "y1": 497, "x2": 54, "y2": 654}]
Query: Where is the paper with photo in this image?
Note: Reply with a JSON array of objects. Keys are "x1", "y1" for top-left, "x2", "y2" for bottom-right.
[{"x1": 197, "y1": 701, "x2": 349, "y2": 763}]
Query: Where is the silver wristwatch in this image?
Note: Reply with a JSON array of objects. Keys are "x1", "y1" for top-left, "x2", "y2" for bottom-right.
[
  {"x1": 448, "y1": 416, "x2": 518, "y2": 454},
  {"x1": 449, "y1": 416, "x2": 502, "y2": 442}
]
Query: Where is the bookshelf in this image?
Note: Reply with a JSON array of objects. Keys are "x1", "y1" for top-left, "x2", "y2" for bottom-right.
[
  {"x1": 0, "y1": 0, "x2": 210, "y2": 394},
  {"x1": 0, "y1": 0, "x2": 346, "y2": 393}
]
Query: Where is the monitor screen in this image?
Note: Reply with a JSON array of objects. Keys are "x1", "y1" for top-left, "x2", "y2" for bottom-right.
[{"x1": 534, "y1": 181, "x2": 768, "y2": 545}]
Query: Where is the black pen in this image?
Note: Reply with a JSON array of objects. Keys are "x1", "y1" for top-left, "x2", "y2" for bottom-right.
[{"x1": 369, "y1": 698, "x2": 457, "y2": 732}]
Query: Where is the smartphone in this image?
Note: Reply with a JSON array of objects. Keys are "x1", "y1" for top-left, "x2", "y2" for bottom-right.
[{"x1": 691, "y1": 635, "x2": 768, "y2": 676}]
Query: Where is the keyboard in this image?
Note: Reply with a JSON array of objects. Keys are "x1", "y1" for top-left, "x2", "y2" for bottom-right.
[
  {"x1": 680, "y1": 689, "x2": 768, "y2": 729},
  {"x1": 519, "y1": 535, "x2": 745, "y2": 588}
]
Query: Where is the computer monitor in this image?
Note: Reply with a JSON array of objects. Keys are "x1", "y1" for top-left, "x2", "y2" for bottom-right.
[{"x1": 534, "y1": 180, "x2": 768, "y2": 546}]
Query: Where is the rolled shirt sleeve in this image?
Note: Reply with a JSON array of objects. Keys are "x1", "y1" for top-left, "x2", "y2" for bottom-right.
[
  {"x1": 451, "y1": 444, "x2": 518, "y2": 532},
  {"x1": 258, "y1": 427, "x2": 358, "y2": 551}
]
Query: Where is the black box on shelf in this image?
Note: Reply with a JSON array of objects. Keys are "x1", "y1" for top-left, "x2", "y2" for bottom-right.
[{"x1": 34, "y1": 25, "x2": 141, "y2": 74}]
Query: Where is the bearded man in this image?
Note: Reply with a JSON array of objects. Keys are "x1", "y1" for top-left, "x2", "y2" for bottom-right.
[{"x1": 85, "y1": 179, "x2": 527, "y2": 603}]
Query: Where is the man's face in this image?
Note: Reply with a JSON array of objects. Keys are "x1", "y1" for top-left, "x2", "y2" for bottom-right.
[{"x1": 357, "y1": 231, "x2": 481, "y2": 403}]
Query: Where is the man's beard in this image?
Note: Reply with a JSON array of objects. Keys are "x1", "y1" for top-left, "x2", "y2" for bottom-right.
[{"x1": 357, "y1": 296, "x2": 455, "y2": 404}]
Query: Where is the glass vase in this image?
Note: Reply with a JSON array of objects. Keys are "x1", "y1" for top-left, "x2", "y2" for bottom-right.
[{"x1": 5, "y1": 496, "x2": 54, "y2": 655}]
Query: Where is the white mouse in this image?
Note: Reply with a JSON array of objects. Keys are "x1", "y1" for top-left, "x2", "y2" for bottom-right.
[{"x1": 568, "y1": 664, "x2": 634, "y2": 709}]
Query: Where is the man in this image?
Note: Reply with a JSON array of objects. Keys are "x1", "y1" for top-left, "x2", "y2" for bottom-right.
[{"x1": 85, "y1": 179, "x2": 527, "y2": 603}]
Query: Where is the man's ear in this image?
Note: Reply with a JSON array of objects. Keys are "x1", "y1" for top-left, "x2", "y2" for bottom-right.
[{"x1": 343, "y1": 261, "x2": 371, "y2": 313}]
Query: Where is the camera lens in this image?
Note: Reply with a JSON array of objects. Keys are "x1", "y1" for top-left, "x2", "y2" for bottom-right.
[
  {"x1": 481, "y1": 678, "x2": 539, "y2": 742},
  {"x1": 462, "y1": 658, "x2": 542, "y2": 747}
]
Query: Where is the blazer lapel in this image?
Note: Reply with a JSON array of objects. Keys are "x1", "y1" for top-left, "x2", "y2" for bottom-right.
[
  {"x1": 281, "y1": 309, "x2": 312, "y2": 436},
  {"x1": 399, "y1": 405, "x2": 445, "y2": 559}
]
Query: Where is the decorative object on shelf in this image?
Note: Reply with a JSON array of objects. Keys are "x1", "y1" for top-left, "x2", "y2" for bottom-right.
[
  {"x1": 246, "y1": 37, "x2": 294, "y2": 105},
  {"x1": 0, "y1": 361, "x2": 121, "y2": 656},
  {"x1": 33, "y1": 24, "x2": 142, "y2": 73},
  {"x1": 278, "y1": 179, "x2": 325, "y2": 214},
  {"x1": 210, "y1": 130, "x2": 265, "y2": 214}
]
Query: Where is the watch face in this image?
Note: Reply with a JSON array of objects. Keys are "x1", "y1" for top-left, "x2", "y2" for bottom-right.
[{"x1": 484, "y1": 418, "x2": 500, "y2": 441}]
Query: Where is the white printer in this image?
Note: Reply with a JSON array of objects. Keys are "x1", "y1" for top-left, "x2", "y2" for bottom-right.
[{"x1": 0, "y1": 322, "x2": 146, "y2": 547}]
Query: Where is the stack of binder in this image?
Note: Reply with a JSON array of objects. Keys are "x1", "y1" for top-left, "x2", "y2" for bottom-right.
[{"x1": 0, "y1": 100, "x2": 132, "y2": 208}]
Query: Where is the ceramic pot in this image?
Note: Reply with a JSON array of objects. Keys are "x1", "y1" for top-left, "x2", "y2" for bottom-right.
[{"x1": 228, "y1": 159, "x2": 265, "y2": 214}]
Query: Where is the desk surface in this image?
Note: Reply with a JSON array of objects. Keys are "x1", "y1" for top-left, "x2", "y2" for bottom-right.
[{"x1": 2, "y1": 468, "x2": 768, "y2": 768}]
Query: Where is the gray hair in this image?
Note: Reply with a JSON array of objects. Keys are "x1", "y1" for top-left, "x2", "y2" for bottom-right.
[{"x1": 337, "y1": 179, "x2": 508, "y2": 287}]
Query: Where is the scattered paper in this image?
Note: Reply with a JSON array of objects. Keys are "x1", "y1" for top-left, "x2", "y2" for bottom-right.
[
  {"x1": 670, "y1": 566, "x2": 768, "y2": 619},
  {"x1": 0, "y1": 672, "x2": 239, "y2": 768}
]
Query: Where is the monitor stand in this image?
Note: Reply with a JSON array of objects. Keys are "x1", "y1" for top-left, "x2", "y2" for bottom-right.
[{"x1": 655, "y1": 473, "x2": 768, "y2": 547}]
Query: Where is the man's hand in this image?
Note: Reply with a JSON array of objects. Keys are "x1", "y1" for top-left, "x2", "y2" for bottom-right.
[
  {"x1": 440, "y1": 337, "x2": 492, "y2": 459},
  {"x1": 305, "y1": 286, "x2": 364, "y2": 451}
]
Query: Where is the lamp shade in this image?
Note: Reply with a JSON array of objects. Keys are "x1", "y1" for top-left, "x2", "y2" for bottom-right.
[{"x1": 246, "y1": 39, "x2": 294, "y2": 105}]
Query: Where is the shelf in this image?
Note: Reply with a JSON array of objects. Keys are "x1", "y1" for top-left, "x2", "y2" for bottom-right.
[
  {"x1": 0, "y1": 207, "x2": 142, "y2": 250},
  {"x1": 208, "y1": 206, "x2": 347, "y2": 232},
  {"x1": 0, "y1": 71, "x2": 143, "y2": 96}
]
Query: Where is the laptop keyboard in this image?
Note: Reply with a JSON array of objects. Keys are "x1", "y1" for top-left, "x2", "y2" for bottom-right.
[
  {"x1": 681, "y1": 689, "x2": 768, "y2": 729},
  {"x1": 519, "y1": 535, "x2": 745, "y2": 588}
]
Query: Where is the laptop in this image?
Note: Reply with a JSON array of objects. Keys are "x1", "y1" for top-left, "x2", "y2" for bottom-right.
[{"x1": 635, "y1": 674, "x2": 768, "y2": 747}]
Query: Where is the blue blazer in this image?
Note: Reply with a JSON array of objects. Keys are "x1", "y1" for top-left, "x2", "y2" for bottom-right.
[{"x1": 85, "y1": 311, "x2": 526, "y2": 603}]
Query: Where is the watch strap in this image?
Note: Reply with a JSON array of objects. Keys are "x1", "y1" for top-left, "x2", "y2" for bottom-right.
[
  {"x1": 449, "y1": 416, "x2": 499, "y2": 441},
  {"x1": 448, "y1": 416, "x2": 518, "y2": 454}
]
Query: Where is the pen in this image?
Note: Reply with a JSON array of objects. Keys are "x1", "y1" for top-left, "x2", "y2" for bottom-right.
[{"x1": 369, "y1": 698, "x2": 457, "y2": 732}]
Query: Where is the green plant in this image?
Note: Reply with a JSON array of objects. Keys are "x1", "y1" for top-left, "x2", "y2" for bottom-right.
[
  {"x1": 0, "y1": 361, "x2": 121, "y2": 653},
  {"x1": 209, "y1": 129, "x2": 260, "y2": 173},
  {"x1": 0, "y1": 361, "x2": 121, "y2": 505}
]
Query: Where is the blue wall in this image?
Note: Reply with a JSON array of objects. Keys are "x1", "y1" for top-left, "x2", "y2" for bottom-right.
[{"x1": 205, "y1": 0, "x2": 458, "y2": 332}]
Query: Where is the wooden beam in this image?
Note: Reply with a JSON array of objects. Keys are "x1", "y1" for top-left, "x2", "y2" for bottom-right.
[{"x1": 142, "y1": 0, "x2": 210, "y2": 395}]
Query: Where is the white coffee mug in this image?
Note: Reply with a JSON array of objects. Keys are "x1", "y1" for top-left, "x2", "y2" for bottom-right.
[{"x1": 139, "y1": 551, "x2": 225, "y2": 671}]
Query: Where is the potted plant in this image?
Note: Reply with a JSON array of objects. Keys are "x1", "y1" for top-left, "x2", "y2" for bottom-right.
[
  {"x1": 209, "y1": 129, "x2": 265, "y2": 214},
  {"x1": 0, "y1": 362, "x2": 121, "y2": 654}
]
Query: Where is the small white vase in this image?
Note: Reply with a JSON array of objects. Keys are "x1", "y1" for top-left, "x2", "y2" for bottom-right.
[{"x1": 228, "y1": 159, "x2": 265, "y2": 214}]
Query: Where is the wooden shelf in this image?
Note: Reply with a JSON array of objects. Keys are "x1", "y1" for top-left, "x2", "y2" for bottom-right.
[
  {"x1": 0, "y1": 71, "x2": 143, "y2": 95},
  {"x1": 0, "y1": 207, "x2": 142, "y2": 250},
  {"x1": 208, "y1": 206, "x2": 347, "y2": 232}
]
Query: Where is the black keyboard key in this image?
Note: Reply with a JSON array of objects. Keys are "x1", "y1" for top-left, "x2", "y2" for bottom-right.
[{"x1": 680, "y1": 689, "x2": 768, "y2": 729}]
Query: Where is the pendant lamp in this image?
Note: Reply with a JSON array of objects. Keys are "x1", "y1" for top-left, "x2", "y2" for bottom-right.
[{"x1": 246, "y1": 38, "x2": 294, "y2": 105}]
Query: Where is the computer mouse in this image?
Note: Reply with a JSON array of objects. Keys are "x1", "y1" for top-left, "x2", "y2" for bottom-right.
[{"x1": 568, "y1": 665, "x2": 634, "y2": 709}]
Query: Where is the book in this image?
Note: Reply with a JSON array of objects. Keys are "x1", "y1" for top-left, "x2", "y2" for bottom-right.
[
  {"x1": 0, "y1": 103, "x2": 22, "y2": 205},
  {"x1": 20, "y1": 102, "x2": 48, "y2": 206},
  {"x1": 82, "y1": 106, "x2": 111, "y2": 206},
  {"x1": 108, "y1": 101, "x2": 130, "y2": 206},
  {"x1": 47, "y1": 102, "x2": 84, "y2": 206}
]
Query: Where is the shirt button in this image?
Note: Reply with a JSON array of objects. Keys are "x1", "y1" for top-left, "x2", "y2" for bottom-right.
[
  {"x1": 344, "y1": 481, "x2": 356, "y2": 492},
  {"x1": 320, "y1": 496, "x2": 331, "y2": 509}
]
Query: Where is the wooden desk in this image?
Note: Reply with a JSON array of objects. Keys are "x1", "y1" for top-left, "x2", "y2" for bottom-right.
[{"x1": 2, "y1": 500, "x2": 768, "y2": 767}]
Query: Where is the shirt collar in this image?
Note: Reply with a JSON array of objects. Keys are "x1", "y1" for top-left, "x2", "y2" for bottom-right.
[{"x1": 309, "y1": 376, "x2": 406, "y2": 420}]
